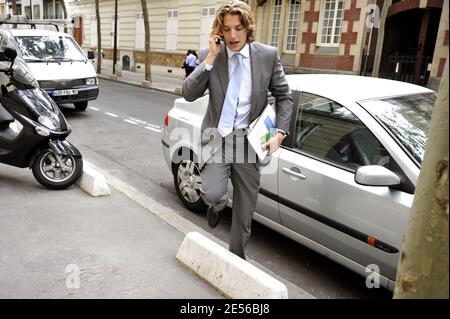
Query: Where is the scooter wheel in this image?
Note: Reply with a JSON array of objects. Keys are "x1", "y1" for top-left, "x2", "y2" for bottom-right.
[{"x1": 32, "y1": 150, "x2": 83, "y2": 190}]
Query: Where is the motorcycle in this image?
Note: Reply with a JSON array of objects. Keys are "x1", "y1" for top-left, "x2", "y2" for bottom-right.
[{"x1": 0, "y1": 47, "x2": 83, "y2": 189}]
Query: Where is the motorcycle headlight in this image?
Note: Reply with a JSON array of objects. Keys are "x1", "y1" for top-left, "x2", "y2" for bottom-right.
[
  {"x1": 86, "y1": 77, "x2": 97, "y2": 85},
  {"x1": 38, "y1": 115, "x2": 57, "y2": 130}
]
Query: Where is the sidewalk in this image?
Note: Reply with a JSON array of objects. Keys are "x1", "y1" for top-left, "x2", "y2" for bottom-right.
[
  {"x1": 0, "y1": 163, "x2": 221, "y2": 298},
  {"x1": 96, "y1": 59, "x2": 184, "y2": 96},
  {"x1": 0, "y1": 160, "x2": 313, "y2": 299}
]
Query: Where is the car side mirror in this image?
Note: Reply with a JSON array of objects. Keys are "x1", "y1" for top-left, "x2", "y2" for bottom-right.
[{"x1": 355, "y1": 165, "x2": 401, "y2": 186}]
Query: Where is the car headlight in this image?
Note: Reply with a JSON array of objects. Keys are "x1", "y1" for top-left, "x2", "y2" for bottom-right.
[
  {"x1": 38, "y1": 115, "x2": 57, "y2": 130},
  {"x1": 86, "y1": 77, "x2": 97, "y2": 85}
]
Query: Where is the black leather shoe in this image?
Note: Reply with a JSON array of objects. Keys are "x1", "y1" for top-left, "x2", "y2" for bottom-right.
[{"x1": 207, "y1": 206, "x2": 220, "y2": 229}]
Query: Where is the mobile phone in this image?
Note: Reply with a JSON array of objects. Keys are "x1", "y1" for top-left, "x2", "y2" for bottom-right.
[{"x1": 215, "y1": 37, "x2": 223, "y2": 44}]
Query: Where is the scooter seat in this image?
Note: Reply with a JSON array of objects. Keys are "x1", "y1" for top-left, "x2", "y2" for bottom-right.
[{"x1": 0, "y1": 103, "x2": 14, "y2": 127}]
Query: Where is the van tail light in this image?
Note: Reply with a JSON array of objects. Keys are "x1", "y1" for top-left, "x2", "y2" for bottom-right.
[{"x1": 164, "y1": 113, "x2": 169, "y2": 127}]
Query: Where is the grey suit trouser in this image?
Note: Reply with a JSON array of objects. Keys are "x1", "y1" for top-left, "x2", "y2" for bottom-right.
[{"x1": 200, "y1": 129, "x2": 261, "y2": 259}]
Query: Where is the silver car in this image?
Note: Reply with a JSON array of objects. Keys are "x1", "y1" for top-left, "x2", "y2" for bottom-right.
[{"x1": 161, "y1": 74, "x2": 435, "y2": 291}]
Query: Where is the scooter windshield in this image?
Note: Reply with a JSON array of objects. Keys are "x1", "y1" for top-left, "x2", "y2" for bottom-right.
[
  {"x1": 19, "y1": 88, "x2": 68, "y2": 132},
  {"x1": 12, "y1": 58, "x2": 39, "y2": 88}
]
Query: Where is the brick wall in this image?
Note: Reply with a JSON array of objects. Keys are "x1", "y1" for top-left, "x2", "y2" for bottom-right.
[{"x1": 299, "y1": 0, "x2": 362, "y2": 72}]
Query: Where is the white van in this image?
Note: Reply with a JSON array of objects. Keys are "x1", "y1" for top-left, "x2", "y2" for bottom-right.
[{"x1": 0, "y1": 28, "x2": 98, "y2": 111}]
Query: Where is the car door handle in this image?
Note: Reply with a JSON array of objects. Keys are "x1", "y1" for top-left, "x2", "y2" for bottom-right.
[{"x1": 282, "y1": 167, "x2": 306, "y2": 180}]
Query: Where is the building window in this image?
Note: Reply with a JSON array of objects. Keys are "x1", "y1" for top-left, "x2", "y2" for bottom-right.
[
  {"x1": 200, "y1": 6, "x2": 215, "y2": 49},
  {"x1": 42, "y1": 0, "x2": 64, "y2": 19},
  {"x1": 25, "y1": 6, "x2": 32, "y2": 19},
  {"x1": 33, "y1": 5, "x2": 41, "y2": 20},
  {"x1": 318, "y1": 0, "x2": 345, "y2": 47},
  {"x1": 284, "y1": 0, "x2": 300, "y2": 52},
  {"x1": 166, "y1": 9, "x2": 178, "y2": 51},
  {"x1": 90, "y1": 15, "x2": 97, "y2": 47},
  {"x1": 270, "y1": 0, "x2": 282, "y2": 47},
  {"x1": 8, "y1": 5, "x2": 22, "y2": 15},
  {"x1": 256, "y1": 2, "x2": 269, "y2": 43},
  {"x1": 55, "y1": 0, "x2": 63, "y2": 19},
  {"x1": 135, "y1": 11, "x2": 144, "y2": 49},
  {"x1": 45, "y1": 2, "x2": 54, "y2": 19}
]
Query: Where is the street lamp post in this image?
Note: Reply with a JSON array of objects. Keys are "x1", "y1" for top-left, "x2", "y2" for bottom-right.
[{"x1": 112, "y1": 0, "x2": 118, "y2": 75}]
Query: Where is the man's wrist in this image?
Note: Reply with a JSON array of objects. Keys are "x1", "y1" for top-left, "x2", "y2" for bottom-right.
[
  {"x1": 205, "y1": 53, "x2": 217, "y2": 65},
  {"x1": 276, "y1": 129, "x2": 287, "y2": 137}
]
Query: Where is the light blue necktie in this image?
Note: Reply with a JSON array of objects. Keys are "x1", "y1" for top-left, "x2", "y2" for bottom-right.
[{"x1": 218, "y1": 53, "x2": 243, "y2": 137}]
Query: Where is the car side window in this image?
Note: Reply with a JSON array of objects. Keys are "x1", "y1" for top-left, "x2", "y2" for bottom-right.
[{"x1": 293, "y1": 92, "x2": 392, "y2": 171}]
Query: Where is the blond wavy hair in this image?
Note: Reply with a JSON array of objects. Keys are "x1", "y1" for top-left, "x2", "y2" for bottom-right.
[{"x1": 211, "y1": 0, "x2": 256, "y2": 43}]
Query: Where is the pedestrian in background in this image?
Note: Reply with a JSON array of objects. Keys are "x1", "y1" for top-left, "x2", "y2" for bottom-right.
[
  {"x1": 182, "y1": 0, "x2": 292, "y2": 260},
  {"x1": 183, "y1": 49, "x2": 198, "y2": 79}
]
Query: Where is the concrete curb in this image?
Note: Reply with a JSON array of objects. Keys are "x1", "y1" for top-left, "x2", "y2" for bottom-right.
[
  {"x1": 176, "y1": 232, "x2": 288, "y2": 299},
  {"x1": 76, "y1": 160, "x2": 111, "y2": 197}
]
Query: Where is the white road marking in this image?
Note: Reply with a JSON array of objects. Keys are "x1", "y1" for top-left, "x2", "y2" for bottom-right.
[
  {"x1": 145, "y1": 126, "x2": 162, "y2": 132},
  {"x1": 89, "y1": 106, "x2": 100, "y2": 111},
  {"x1": 103, "y1": 113, "x2": 161, "y2": 131},
  {"x1": 129, "y1": 117, "x2": 147, "y2": 124},
  {"x1": 105, "y1": 112, "x2": 119, "y2": 118},
  {"x1": 146, "y1": 124, "x2": 161, "y2": 129}
]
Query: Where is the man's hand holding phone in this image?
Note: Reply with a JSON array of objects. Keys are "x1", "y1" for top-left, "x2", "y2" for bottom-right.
[{"x1": 206, "y1": 32, "x2": 223, "y2": 65}]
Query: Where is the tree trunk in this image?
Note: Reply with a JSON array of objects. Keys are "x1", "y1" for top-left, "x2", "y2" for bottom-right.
[
  {"x1": 61, "y1": 0, "x2": 68, "y2": 33},
  {"x1": 95, "y1": 0, "x2": 102, "y2": 74},
  {"x1": 141, "y1": 0, "x2": 152, "y2": 82},
  {"x1": 394, "y1": 57, "x2": 449, "y2": 299}
]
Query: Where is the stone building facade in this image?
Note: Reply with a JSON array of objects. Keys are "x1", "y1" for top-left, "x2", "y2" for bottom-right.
[{"x1": 66, "y1": 0, "x2": 447, "y2": 88}]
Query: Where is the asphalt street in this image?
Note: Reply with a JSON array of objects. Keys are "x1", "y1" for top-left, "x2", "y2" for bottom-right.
[{"x1": 59, "y1": 79, "x2": 393, "y2": 299}]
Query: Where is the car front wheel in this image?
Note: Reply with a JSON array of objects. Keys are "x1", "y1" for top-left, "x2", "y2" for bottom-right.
[
  {"x1": 173, "y1": 158, "x2": 207, "y2": 213},
  {"x1": 74, "y1": 101, "x2": 88, "y2": 111}
]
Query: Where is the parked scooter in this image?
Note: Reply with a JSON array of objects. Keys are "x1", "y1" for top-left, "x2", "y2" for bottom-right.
[{"x1": 0, "y1": 47, "x2": 83, "y2": 189}]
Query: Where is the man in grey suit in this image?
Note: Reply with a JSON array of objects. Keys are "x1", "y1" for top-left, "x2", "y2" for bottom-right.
[{"x1": 182, "y1": 0, "x2": 292, "y2": 260}]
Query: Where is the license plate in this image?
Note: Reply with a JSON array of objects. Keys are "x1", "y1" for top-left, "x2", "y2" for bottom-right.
[{"x1": 52, "y1": 89, "x2": 78, "y2": 96}]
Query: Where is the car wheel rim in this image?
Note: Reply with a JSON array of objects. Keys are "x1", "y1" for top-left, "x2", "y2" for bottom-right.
[
  {"x1": 177, "y1": 159, "x2": 202, "y2": 204},
  {"x1": 40, "y1": 151, "x2": 76, "y2": 183}
]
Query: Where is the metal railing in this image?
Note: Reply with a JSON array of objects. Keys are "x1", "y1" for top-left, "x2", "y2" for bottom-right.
[{"x1": 380, "y1": 54, "x2": 431, "y2": 86}]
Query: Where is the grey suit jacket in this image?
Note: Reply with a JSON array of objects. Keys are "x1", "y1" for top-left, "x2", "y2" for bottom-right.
[{"x1": 182, "y1": 42, "x2": 293, "y2": 136}]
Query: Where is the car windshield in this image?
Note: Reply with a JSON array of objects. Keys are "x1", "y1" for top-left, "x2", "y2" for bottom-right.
[
  {"x1": 14, "y1": 35, "x2": 86, "y2": 62},
  {"x1": 358, "y1": 92, "x2": 436, "y2": 166}
]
